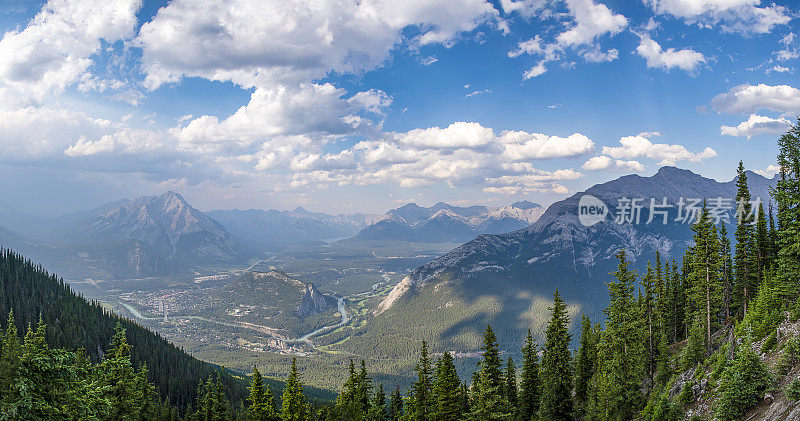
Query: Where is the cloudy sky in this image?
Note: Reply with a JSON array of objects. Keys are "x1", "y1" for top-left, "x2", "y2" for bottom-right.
[{"x1": 0, "y1": 0, "x2": 797, "y2": 215}]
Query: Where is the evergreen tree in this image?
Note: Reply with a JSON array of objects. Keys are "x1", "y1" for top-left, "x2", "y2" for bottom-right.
[
  {"x1": 573, "y1": 314, "x2": 596, "y2": 415},
  {"x1": 281, "y1": 358, "x2": 308, "y2": 421},
  {"x1": 689, "y1": 203, "x2": 722, "y2": 355},
  {"x1": 719, "y1": 223, "x2": 734, "y2": 321},
  {"x1": 470, "y1": 325, "x2": 510, "y2": 420},
  {"x1": 388, "y1": 386, "x2": 403, "y2": 421},
  {"x1": 504, "y1": 357, "x2": 517, "y2": 409},
  {"x1": 367, "y1": 383, "x2": 387, "y2": 421},
  {"x1": 640, "y1": 263, "x2": 657, "y2": 386},
  {"x1": 755, "y1": 202, "x2": 769, "y2": 285},
  {"x1": 734, "y1": 161, "x2": 757, "y2": 316},
  {"x1": 101, "y1": 323, "x2": 144, "y2": 420},
  {"x1": 433, "y1": 351, "x2": 462, "y2": 421},
  {"x1": 410, "y1": 341, "x2": 433, "y2": 421},
  {"x1": 773, "y1": 120, "x2": 800, "y2": 299},
  {"x1": 767, "y1": 202, "x2": 778, "y2": 269},
  {"x1": 539, "y1": 290, "x2": 573, "y2": 421},
  {"x1": 248, "y1": 365, "x2": 277, "y2": 421},
  {"x1": 517, "y1": 329, "x2": 540, "y2": 420},
  {"x1": 590, "y1": 250, "x2": 645, "y2": 420}
]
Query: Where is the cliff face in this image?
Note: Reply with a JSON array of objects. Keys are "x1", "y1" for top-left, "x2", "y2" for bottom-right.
[{"x1": 297, "y1": 283, "x2": 332, "y2": 317}]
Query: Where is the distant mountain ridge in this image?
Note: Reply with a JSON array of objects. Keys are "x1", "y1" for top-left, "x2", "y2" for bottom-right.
[
  {"x1": 79, "y1": 192, "x2": 238, "y2": 262},
  {"x1": 369, "y1": 167, "x2": 777, "y2": 352},
  {"x1": 206, "y1": 207, "x2": 384, "y2": 247},
  {"x1": 353, "y1": 201, "x2": 544, "y2": 243}
]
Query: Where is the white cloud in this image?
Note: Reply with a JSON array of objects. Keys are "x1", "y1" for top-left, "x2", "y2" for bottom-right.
[
  {"x1": 755, "y1": 164, "x2": 780, "y2": 178},
  {"x1": 501, "y1": 132, "x2": 594, "y2": 160},
  {"x1": 0, "y1": 0, "x2": 141, "y2": 98},
  {"x1": 602, "y1": 135, "x2": 717, "y2": 165},
  {"x1": 720, "y1": 114, "x2": 792, "y2": 138},
  {"x1": 582, "y1": 155, "x2": 614, "y2": 170},
  {"x1": 507, "y1": 0, "x2": 627, "y2": 79},
  {"x1": 644, "y1": 0, "x2": 791, "y2": 34},
  {"x1": 636, "y1": 36, "x2": 706, "y2": 73},
  {"x1": 393, "y1": 122, "x2": 495, "y2": 149},
  {"x1": 711, "y1": 84, "x2": 800, "y2": 114},
  {"x1": 581, "y1": 155, "x2": 644, "y2": 171},
  {"x1": 173, "y1": 83, "x2": 390, "y2": 154},
  {"x1": 136, "y1": 0, "x2": 501, "y2": 90},
  {"x1": 556, "y1": 0, "x2": 628, "y2": 47}
]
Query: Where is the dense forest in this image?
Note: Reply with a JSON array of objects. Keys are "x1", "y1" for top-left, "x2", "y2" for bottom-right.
[{"x1": 1, "y1": 119, "x2": 800, "y2": 419}]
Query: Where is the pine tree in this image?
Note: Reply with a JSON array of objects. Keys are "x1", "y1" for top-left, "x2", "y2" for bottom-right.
[
  {"x1": 433, "y1": 351, "x2": 462, "y2": 421},
  {"x1": 281, "y1": 358, "x2": 308, "y2": 421},
  {"x1": 767, "y1": 202, "x2": 778, "y2": 269},
  {"x1": 517, "y1": 329, "x2": 540, "y2": 420},
  {"x1": 755, "y1": 202, "x2": 769, "y2": 285},
  {"x1": 573, "y1": 314, "x2": 596, "y2": 415},
  {"x1": 640, "y1": 262, "x2": 657, "y2": 386},
  {"x1": 734, "y1": 161, "x2": 757, "y2": 316},
  {"x1": 367, "y1": 383, "x2": 387, "y2": 421},
  {"x1": 504, "y1": 357, "x2": 517, "y2": 409},
  {"x1": 101, "y1": 323, "x2": 142, "y2": 420},
  {"x1": 248, "y1": 365, "x2": 277, "y2": 421},
  {"x1": 410, "y1": 341, "x2": 433, "y2": 421},
  {"x1": 539, "y1": 290, "x2": 573, "y2": 420},
  {"x1": 689, "y1": 202, "x2": 722, "y2": 355},
  {"x1": 388, "y1": 386, "x2": 403, "y2": 421},
  {"x1": 590, "y1": 250, "x2": 645, "y2": 420},
  {"x1": 470, "y1": 325, "x2": 510, "y2": 420},
  {"x1": 719, "y1": 223, "x2": 734, "y2": 321},
  {"x1": 774, "y1": 118, "x2": 800, "y2": 299}
]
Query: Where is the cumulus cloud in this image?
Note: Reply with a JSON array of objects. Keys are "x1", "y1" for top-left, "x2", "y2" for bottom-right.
[
  {"x1": 581, "y1": 155, "x2": 644, "y2": 171},
  {"x1": 711, "y1": 84, "x2": 800, "y2": 114},
  {"x1": 136, "y1": 0, "x2": 501, "y2": 90},
  {"x1": 173, "y1": 84, "x2": 390, "y2": 154},
  {"x1": 500, "y1": 132, "x2": 594, "y2": 160},
  {"x1": 720, "y1": 114, "x2": 792, "y2": 138},
  {"x1": 507, "y1": 0, "x2": 627, "y2": 78},
  {"x1": 602, "y1": 135, "x2": 717, "y2": 166},
  {"x1": 644, "y1": 0, "x2": 791, "y2": 34},
  {"x1": 636, "y1": 35, "x2": 705, "y2": 73},
  {"x1": 0, "y1": 0, "x2": 141, "y2": 98},
  {"x1": 755, "y1": 164, "x2": 780, "y2": 178}
]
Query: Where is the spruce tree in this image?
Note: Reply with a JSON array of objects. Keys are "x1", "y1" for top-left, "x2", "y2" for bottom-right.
[
  {"x1": 470, "y1": 325, "x2": 510, "y2": 420},
  {"x1": 539, "y1": 290, "x2": 573, "y2": 420},
  {"x1": 411, "y1": 341, "x2": 433, "y2": 421},
  {"x1": 367, "y1": 383, "x2": 387, "y2": 421},
  {"x1": 689, "y1": 202, "x2": 722, "y2": 355},
  {"x1": 591, "y1": 250, "x2": 645, "y2": 420},
  {"x1": 517, "y1": 329, "x2": 540, "y2": 420},
  {"x1": 774, "y1": 118, "x2": 800, "y2": 299},
  {"x1": 388, "y1": 386, "x2": 403, "y2": 421},
  {"x1": 504, "y1": 356, "x2": 518, "y2": 410},
  {"x1": 640, "y1": 263, "x2": 657, "y2": 386},
  {"x1": 719, "y1": 223, "x2": 734, "y2": 321},
  {"x1": 433, "y1": 351, "x2": 462, "y2": 421},
  {"x1": 734, "y1": 161, "x2": 757, "y2": 316},
  {"x1": 573, "y1": 314, "x2": 596, "y2": 415},
  {"x1": 248, "y1": 365, "x2": 277, "y2": 421},
  {"x1": 755, "y1": 203, "x2": 769, "y2": 284},
  {"x1": 281, "y1": 358, "x2": 308, "y2": 421}
]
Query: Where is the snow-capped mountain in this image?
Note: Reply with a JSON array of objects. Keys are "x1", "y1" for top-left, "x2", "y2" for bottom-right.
[
  {"x1": 377, "y1": 167, "x2": 777, "y2": 321},
  {"x1": 353, "y1": 201, "x2": 545, "y2": 243}
]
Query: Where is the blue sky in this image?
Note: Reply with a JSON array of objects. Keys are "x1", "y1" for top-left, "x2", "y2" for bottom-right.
[{"x1": 0, "y1": 0, "x2": 798, "y2": 216}]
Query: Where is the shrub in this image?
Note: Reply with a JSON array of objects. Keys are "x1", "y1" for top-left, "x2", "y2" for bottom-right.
[
  {"x1": 787, "y1": 378, "x2": 800, "y2": 402},
  {"x1": 762, "y1": 330, "x2": 777, "y2": 354},
  {"x1": 714, "y1": 346, "x2": 772, "y2": 420},
  {"x1": 679, "y1": 381, "x2": 694, "y2": 407}
]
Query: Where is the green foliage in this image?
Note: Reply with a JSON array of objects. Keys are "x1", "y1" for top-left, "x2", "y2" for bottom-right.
[
  {"x1": 734, "y1": 161, "x2": 758, "y2": 317},
  {"x1": 688, "y1": 203, "x2": 722, "y2": 355},
  {"x1": 786, "y1": 377, "x2": 800, "y2": 402},
  {"x1": 573, "y1": 314, "x2": 596, "y2": 415},
  {"x1": 739, "y1": 269, "x2": 783, "y2": 341},
  {"x1": 469, "y1": 325, "x2": 510, "y2": 420},
  {"x1": 408, "y1": 341, "x2": 433, "y2": 421},
  {"x1": 539, "y1": 290, "x2": 572, "y2": 421},
  {"x1": 715, "y1": 344, "x2": 772, "y2": 420},
  {"x1": 433, "y1": 351, "x2": 462, "y2": 421},
  {"x1": 517, "y1": 329, "x2": 540, "y2": 420},
  {"x1": 642, "y1": 389, "x2": 681, "y2": 421},
  {"x1": 281, "y1": 358, "x2": 309, "y2": 421},
  {"x1": 774, "y1": 118, "x2": 800, "y2": 299},
  {"x1": 248, "y1": 365, "x2": 278, "y2": 421}
]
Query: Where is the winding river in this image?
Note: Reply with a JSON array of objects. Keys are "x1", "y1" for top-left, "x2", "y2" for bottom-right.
[{"x1": 121, "y1": 295, "x2": 349, "y2": 345}]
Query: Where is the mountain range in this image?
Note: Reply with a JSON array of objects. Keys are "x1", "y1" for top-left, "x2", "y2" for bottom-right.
[
  {"x1": 352, "y1": 200, "x2": 544, "y2": 243},
  {"x1": 357, "y1": 167, "x2": 778, "y2": 354}
]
